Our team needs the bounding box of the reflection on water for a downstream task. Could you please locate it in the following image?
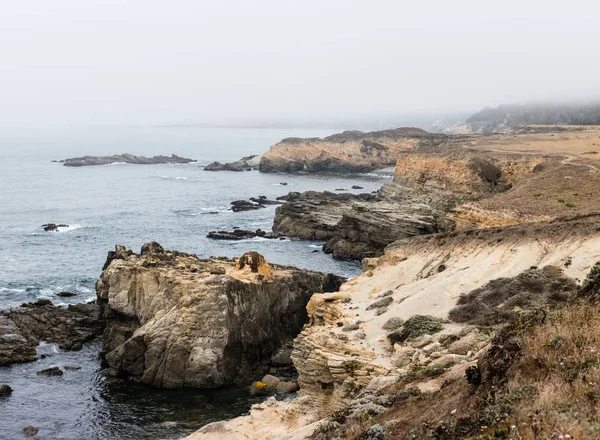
[0,341,264,440]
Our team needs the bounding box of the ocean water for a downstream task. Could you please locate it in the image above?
[0,125,390,439]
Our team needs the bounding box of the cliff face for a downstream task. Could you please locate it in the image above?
[96,243,343,388]
[291,215,600,410]
[189,216,600,440]
[259,128,449,173]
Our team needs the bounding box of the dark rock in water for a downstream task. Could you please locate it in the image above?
[20,299,53,308]
[280,182,288,186]
[0,384,13,397]
[61,153,196,167]
[55,291,77,297]
[0,303,102,366]
[230,200,265,212]
[249,196,283,206]
[42,223,69,232]
[63,365,81,370]
[311,250,319,253]
[23,426,38,437]
[203,155,261,172]
[207,229,278,240]
[36,366,63,376]
[230,196,282,212]
[335,188,347,191]
[352,185,364,189]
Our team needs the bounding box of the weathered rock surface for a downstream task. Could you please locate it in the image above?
[97,243,344,388]
[273,183,455,260]
[204,155,261,171]
[61,154,196,167]
[259,127,449,173]
[0,301,102,365]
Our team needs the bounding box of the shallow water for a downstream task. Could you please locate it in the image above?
[0,125,391,439]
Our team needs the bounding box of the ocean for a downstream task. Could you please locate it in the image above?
[0,125,390,439]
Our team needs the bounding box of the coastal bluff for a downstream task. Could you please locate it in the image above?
[259,127,448,173]
[96,242,344,388]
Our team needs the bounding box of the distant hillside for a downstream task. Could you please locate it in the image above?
[465,102,600,133]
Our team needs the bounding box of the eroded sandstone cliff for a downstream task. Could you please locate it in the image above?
[96,243,344,388]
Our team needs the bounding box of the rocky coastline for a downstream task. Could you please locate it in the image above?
[204,155,261,171]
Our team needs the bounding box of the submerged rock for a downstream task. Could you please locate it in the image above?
[36,366,63,376]
[61,153,196,167]
[97,243,345,388]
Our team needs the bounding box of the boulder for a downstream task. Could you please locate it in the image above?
[42,223,68,232]
[23,426,38,437]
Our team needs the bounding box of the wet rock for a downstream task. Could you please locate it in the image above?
[352,185,364,189]
[23,426,38,437]
[0,302,102,365]
[42,223,69,232]
[55,291,77,298]
[0,384,13,397]
[207,229,278,240]
[36,366,63,376]
[230,200,265,212]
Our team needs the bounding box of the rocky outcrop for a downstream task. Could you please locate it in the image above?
[42,223,69,232]
[273,184,455,260]
[259,128,449,173]
[204,155,261,171]
[0,301,102,365]
[61,154,196,166]
[96,243,344,388]
[207,229,279,240]
[230,196,283,212]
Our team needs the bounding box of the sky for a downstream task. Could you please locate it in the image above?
[1,0,599,126]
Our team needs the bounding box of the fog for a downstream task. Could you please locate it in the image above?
[1,0,599,127]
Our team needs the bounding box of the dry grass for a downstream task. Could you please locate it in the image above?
[505,302,600,439]
[311,300,600,440]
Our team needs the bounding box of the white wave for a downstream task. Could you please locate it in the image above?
[108,162,127,165]
[175,177,188,180]
[0,287,25,292]
[83,295,96,303]
[308,244,322,248]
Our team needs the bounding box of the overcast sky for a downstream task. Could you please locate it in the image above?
[1,0,599,126]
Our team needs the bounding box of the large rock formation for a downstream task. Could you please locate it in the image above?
[0,301,102,365]
[96,243,344,388]
[61,154,196,166]
[259,128,449,173]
